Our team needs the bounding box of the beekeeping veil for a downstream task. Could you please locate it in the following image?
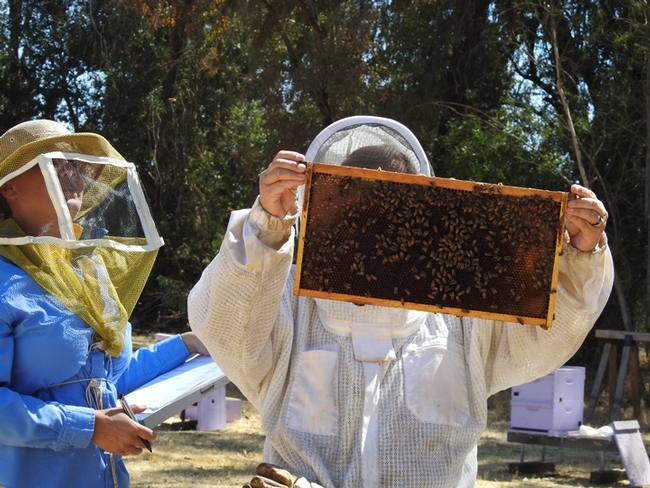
[298,115,432,223]
[305,115,431,174]
[0,120,163,356]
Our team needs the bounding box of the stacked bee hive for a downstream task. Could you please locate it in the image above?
[294,163,569,328]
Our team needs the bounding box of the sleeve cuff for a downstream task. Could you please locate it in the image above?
[152,334,192,368]
[249,196,299,250]
[58,404,96,450]
[562,230,609,258]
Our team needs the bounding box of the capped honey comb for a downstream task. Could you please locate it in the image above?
[294,163,569,328]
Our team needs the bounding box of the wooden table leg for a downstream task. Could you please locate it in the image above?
[608,343,617,416]
[629,343,640,419]
[586,340,613,423]
[611,335,633,423]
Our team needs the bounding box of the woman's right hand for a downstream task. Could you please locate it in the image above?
[91,405,156,456]
[259,151,306,219]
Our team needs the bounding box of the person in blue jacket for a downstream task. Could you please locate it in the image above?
[0,120,208,488]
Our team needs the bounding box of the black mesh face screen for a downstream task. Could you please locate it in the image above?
[295,164,568,328]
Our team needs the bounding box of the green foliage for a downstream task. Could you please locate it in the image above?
[156,275,188,313]
[437,110,571,191]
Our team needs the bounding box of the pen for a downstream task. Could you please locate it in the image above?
[118,393,152,453]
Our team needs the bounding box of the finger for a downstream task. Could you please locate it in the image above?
[263,152,306,176]
[567,189,607,223]
[132,422,157,442]
[570,184,597,199]
[566,207,603,225]
[566,214,606,236]
[273,150,306,164]
[261,171,306,191]
[261,162,307,187]
[256,463,297,484]
[129,404,148,414]
[267,151,306,169]
[568,194,605,212]
[125,444,144,456]
[119,410,157,444]
[249,476,286,488]
[566,201,608,227]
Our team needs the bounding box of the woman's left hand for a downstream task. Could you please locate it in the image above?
[180,332,211,356]
[565,184,608,252]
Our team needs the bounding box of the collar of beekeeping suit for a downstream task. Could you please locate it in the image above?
[0,120,163,356]
[313,297,428,340]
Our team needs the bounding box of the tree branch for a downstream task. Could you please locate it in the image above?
[548,7,589,187]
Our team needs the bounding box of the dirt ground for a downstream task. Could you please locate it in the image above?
[125,334,648,487]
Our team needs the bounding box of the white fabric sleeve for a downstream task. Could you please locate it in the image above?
[187,197,299,405]
[476,232,614,396]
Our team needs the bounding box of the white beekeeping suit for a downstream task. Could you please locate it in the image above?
[189,115,613,487]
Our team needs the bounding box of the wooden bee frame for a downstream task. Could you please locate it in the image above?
[294,163,569,328]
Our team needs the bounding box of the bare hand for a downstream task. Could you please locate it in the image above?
[259,151,306,219]
[180,331,210,356]
[565,184,608,252]
[92,405,156,456]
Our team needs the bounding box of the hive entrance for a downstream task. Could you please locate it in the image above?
[294,163,569,328]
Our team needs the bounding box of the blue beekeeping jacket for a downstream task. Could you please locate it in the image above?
[0,256,191,488]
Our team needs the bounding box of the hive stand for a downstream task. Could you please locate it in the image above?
[507,430,620,481]
[585,330,648,424]
[508,425,650,486]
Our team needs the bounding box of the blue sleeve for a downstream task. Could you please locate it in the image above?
[0,321,95,450]
[115,334,191,394]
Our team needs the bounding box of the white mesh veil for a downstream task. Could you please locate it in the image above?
[304,115,432,175]
[298,115,432,228]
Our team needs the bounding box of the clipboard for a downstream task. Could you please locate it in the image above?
[124,355,229,428]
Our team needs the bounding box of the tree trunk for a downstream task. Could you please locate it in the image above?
[646,52,650,332]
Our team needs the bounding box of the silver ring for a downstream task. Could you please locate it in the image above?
[590,214,606,227]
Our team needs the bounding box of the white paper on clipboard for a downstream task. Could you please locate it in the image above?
[124,355,229,428]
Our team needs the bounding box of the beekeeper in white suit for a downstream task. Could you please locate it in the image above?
[188,116,613,488]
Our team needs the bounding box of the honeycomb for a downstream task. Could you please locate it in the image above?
[294,163,569,328]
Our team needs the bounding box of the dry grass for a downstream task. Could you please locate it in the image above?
[125,396,263,487]
[125,333,648,487]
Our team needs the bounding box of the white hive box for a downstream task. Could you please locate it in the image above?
[510,399,584,435]
[510,366,585,435]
